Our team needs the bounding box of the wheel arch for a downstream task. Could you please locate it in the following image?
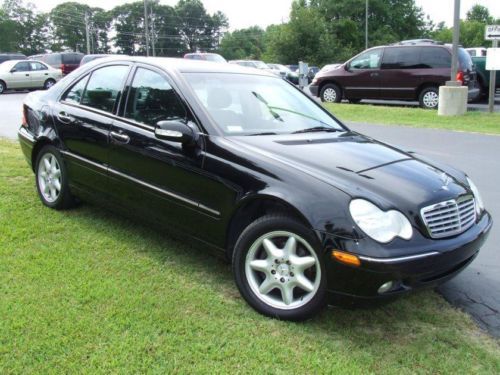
[0,79,6,90]
[225,194,313,261]
[319,80,343,97]
[31,137,59,172]
[416,82,439,100]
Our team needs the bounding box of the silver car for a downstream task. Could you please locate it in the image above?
[0,60,62,94]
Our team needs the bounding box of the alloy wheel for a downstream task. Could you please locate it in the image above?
[244,231,321,310]
[423,91,439,108]
[323,88,337,102]
[37,153,62,203]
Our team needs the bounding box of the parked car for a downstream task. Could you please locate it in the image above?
[286,64,299,72]
[32,52,84,75]
[0,53,27,64]
[310,42,479,109]
[229,60,274,74]
[80,54,109,66]
[471,55,500,100]
[267,63,299,84]
[18,56,491,320]
[466,48,487,57]
[307,66,320,83]
[184,52,227,63]
[0,60,62,94]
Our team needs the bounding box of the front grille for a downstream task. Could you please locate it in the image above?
[421,196,476,239]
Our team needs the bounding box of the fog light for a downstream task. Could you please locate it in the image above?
[378,281,394,294]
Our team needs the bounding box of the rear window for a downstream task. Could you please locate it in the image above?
[381,47,421,69]
[62,53,83,64]
[420,47,451,69]
[458,48,473,71]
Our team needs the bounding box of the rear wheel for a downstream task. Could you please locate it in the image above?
[35,145,75,209]
[320,83,342,103]
[0,80,5,94]
[44,79,56,90]
[233,215,326,320]
[419,87,439,109]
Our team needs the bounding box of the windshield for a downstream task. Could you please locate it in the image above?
[205,54,226,63]
[184,73,344,136]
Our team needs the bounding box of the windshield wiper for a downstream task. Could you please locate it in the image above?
[292,126,340,134]
[247,132,278,136]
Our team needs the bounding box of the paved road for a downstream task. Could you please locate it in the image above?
[1,92,499,336]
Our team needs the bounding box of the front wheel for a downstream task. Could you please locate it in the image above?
[419,87,439,109]
[320,83,342,103]
[35,145,75,209]
[0,80,5,94]
[232,215,326,320]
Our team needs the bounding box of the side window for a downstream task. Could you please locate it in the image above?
[381,47,421,69]
[62,74,90,104]
[350,49,382,69]
[124,67,186,127]
[468,50,476,57]
[81,65,129,113]
[30,62,48,71]
[14,61,31,72]
[420,47,451,69]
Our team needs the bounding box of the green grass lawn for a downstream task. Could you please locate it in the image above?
[324,103,500,135]
[1,139,499,373]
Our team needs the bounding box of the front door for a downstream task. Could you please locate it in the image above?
[342,48,383,99]
[53,64,131,195]
[9,61,33,89]
[108,65,215,236]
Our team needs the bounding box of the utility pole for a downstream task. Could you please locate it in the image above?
[365,0,368,50]
[150,1,156,57]
[450,0,460,82]
[144,0,150,56]
[488,39,498,113]
[85,12,90,55]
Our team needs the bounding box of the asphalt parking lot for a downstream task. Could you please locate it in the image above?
[1,91,499,337]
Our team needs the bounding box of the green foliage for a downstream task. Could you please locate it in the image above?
[219,26,265,60]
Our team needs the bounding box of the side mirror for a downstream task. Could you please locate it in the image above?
[344,63,350,71]
[10,68,16,73]
[155,120,195,144]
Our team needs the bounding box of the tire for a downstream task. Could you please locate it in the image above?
[35,145,75,210]
[320,83,342,103]
[232,215,327,320]
[44,79,56,90]
[0,80,5,94]
[419,87,439,109]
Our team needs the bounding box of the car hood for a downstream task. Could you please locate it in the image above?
[229,131,469,211]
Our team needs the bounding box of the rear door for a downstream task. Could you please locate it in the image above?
[53,64,131,196]
[108,64,213,235]
[28,61,50,88]
[378,46,422,100]
[343,48,383,99]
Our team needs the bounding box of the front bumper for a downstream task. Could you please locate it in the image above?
[309,84,319,97]
[321,211,492,307]
[18,127,35,168]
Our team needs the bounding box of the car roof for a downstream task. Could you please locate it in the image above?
[90,56,277,77]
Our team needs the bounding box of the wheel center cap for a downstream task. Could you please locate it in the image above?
[277,264,289,276]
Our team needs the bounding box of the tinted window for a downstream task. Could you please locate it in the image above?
[62,53,83,64]
[124,68,186,126]
[458,48,473,71]
[381,47,421,69]
[350,49,382,69]
[81,65,129,113]
[62,74,90,104]
[29,62,47,71]
[420,47,451,68]
[14,61,31,72]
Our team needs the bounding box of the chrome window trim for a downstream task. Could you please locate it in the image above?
[60,150,219,217]
[359,251,440,264]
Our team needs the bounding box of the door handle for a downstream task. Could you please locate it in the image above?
[25,74,29,76]
[44,73,48,75]
[370,72,379,77]
[110,131,130,143]
[57,111,75,124]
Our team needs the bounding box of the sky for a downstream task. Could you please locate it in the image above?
[36,0,500,30]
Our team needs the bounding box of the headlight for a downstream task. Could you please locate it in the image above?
[349,199,413,243]
[466,177,484,214]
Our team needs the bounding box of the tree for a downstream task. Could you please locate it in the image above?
[219,26,265,60]
[466,4,493,24]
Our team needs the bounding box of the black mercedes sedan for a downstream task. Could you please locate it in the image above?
[18,56,492,320]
